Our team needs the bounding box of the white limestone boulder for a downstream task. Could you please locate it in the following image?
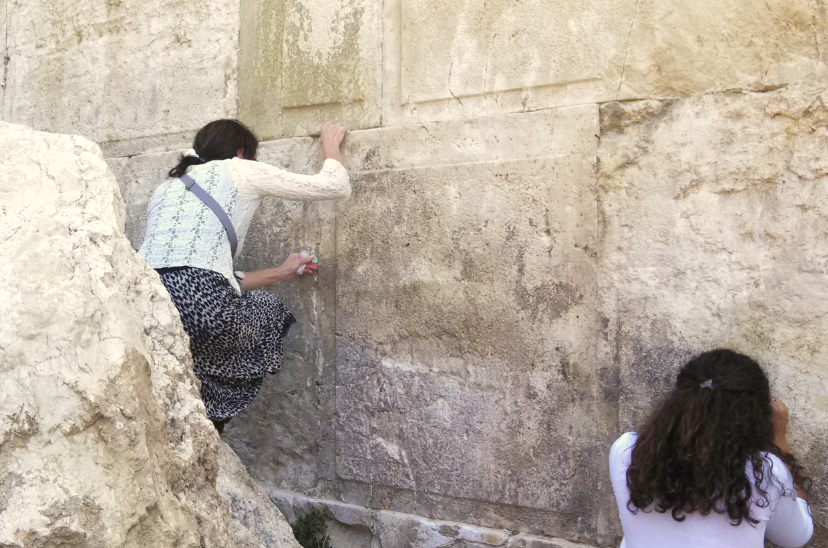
[0,121,295,548]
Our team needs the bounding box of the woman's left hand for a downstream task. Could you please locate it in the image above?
[238,254,318,290]
[276,253,317,282]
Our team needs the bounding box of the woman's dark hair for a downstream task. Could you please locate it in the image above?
[169,119,259,178]
[626,349,810,525]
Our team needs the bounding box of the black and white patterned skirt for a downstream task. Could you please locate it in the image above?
[157,267,295,421]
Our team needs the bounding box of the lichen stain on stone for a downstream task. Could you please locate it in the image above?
[599,100,667,135]
[238,0,287,124]
[281,0,366,108]
[512,247,583,322]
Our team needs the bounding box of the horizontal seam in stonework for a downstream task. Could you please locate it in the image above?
[100,131,197,159]
[282,98,366,110]
[521,87,796,113]
[99,129,194,145]
[103,152,577,173]
[326,480,580,518]
[100,84,802,162]
[403,76,604,106]
[348,154,575,176]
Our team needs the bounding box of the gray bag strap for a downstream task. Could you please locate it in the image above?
[180,173,238,259]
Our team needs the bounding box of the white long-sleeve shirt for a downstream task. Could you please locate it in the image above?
[610,432,813,548]
[138,157,350,294]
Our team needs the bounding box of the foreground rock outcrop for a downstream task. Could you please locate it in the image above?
[218,442,302,548]
[0,121,297,548]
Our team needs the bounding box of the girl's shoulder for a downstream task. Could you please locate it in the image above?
[612,432,639,451]
[609,432,639,468]
[753,452,796,490]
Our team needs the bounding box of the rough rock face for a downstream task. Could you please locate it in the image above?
[0,121,294,548]
[218,442,302,548]
[271,491,598,548]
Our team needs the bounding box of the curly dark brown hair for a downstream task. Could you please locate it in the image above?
[626,349,810,525]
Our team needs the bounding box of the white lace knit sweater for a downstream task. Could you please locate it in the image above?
[138,157,350,294]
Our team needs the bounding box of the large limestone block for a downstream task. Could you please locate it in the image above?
[386,0,635,124]
[618,0,828,98]
[597,85,828,534]
[334,106,614,544]
[239,0,383,140]
[382,0,827,126]
[2,0,239,157]
[0,121,236,547]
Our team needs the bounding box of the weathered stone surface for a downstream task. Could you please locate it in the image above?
[0,121,235,546]
[334,106,609,543]
[114,108,615,544]
[505,533,592,548]
[5,0,823,146]
[111,91,828,547]
[0,121,303,548]
[0,0,6,110]
[218,442,302,548]
[389,0,632,118]
[382,0,827,127]
[597,84,828,536]
[2,0,239,157]
[239,0,382,140]
[618,0,827,99]
[270,491,599,548]
[229,520,270,548]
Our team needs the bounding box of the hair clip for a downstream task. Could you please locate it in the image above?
[183,148,200,159]
[700,379,713,389]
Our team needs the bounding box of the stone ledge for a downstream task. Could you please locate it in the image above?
[269,490,598,548]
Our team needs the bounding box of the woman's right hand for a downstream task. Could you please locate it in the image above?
[320,122,347,163]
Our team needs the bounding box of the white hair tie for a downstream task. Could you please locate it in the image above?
[184,148,200,159]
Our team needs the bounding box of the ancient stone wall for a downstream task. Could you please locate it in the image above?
[3,0,826,546]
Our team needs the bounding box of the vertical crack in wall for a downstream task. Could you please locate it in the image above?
[447,55,464,106]
[811,0,824,64]
[226,0,242,120]
[2,0,10,116]
[446,20,464,107]
[615,0,641,100]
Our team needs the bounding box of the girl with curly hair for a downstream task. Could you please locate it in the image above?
[610,349,813,548]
